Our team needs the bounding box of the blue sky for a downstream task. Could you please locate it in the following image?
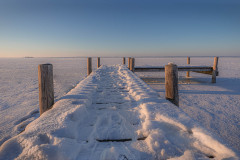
[0,0,240,57]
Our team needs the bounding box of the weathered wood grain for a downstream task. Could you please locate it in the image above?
[123,57,126,65]
[212,57,219,83]
[128,57,131,69]
[187,57,190,77]
[97,57,100,68]
[130,58,135,72]
[134,66,212,72]
[165,63,179,106]
[87,57,92,76]
[38,64,54,115]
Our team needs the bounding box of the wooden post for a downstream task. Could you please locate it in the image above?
[97,57,100,68]
[128,57,131,69]
[87,57,92,76]
[38,64,54,115]
[130,58,135,72]
[186,57,190,77]
[165,63,179,106]
[212,57,219,83]
[123,57,126,65]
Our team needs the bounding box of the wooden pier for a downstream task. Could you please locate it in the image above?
[38,57,219,114]
[134,57,219,83]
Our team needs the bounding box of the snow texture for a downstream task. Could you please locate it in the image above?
[138,57,240,154]
[0,65,238,160]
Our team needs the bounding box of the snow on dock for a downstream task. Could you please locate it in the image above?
[0,65,237,160]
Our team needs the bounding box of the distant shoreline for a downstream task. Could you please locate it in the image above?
[0,56,240,59]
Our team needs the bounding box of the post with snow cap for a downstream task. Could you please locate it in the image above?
[165,63,179,106]
[186,57,190,77]
[87,57,92,76]
[212,57,219,83]
[97,57,101,68]
[38,64,54,115]
[128,57,131,69]
[123,57,126,65]
[130,58,135,72]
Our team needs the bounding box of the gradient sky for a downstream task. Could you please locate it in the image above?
[0,0,240,57]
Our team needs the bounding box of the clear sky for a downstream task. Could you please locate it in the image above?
[0,0,240,57]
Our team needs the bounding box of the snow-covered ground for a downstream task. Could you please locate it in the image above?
[0,57,239,159]
[0,65,238,159]
[0,58,86,146]
[135,57,240,154]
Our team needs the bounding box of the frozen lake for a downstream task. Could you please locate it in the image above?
[0,57,240,155]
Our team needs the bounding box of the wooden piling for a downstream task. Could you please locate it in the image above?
[87,57,92,76]
[128,57,131,69]
[186,57,190,77]
[130,58,135,72]
[132,58,135,72]
[38,64,54,115]
[97,57,100,68]
[212,57,219,83]
[123,57,126,65]
[165,63,179,106]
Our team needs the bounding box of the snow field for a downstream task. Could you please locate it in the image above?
[0,58,88,146]
[140,57,240,153]
[0,65,237,160]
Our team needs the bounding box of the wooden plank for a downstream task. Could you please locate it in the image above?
[178,67,212,72]
[134,68,165,72]
[38,64,54,115]
[134,66,212,72]
[194,71,213,75]
[96,139,132,142]
[165,63,179,106]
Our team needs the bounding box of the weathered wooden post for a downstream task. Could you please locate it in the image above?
[128,57,131,69]
[38,64,54,115]
[87,57,92,76]
[212,57,219,83]
[123,57,126,65]
[132,58,135,72]
[97,57,100,68]
[130,58,135,72]
[165,63,179,106]
[186,57,190,77]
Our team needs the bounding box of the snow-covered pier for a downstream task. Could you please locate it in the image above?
[0,65,237,159]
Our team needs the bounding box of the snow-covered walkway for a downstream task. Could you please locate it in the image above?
[0,65,237,160]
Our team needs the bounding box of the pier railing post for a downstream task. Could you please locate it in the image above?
[186,57,190,77]
[38,64,54,115]
[97,57,100,68]
[130,58,135,72]
[165,63,179,106]
[128,57,131,69]
[212,57,219,83]
[87,57,92,76]
[123,57,126,65]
